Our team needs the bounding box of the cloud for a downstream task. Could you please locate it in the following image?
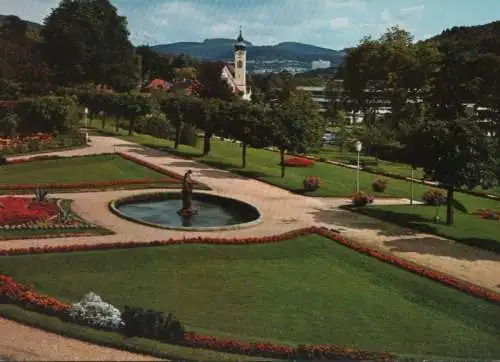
[380,9,392,23]
[330,17,350,29]
[399,4,425,16]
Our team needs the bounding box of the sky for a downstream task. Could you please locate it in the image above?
[1,0,499,49]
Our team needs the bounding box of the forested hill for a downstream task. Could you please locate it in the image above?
[425,20,500,55]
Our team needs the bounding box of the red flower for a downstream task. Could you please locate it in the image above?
[0,197,59,225]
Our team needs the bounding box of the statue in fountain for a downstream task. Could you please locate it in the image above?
[177,169,197,217]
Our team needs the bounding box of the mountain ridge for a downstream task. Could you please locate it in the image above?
[152,38,345,64]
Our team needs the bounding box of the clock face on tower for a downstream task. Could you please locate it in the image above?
[237,60,243,68]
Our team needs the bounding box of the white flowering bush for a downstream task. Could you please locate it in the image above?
[69,292,124,330]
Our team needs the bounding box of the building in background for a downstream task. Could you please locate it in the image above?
[311,60,331,70]
[220,28,252,101]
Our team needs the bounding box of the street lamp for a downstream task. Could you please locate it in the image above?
[355,140,362,192]
[84,107,89,144]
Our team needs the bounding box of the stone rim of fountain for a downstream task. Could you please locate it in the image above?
[108,191,263,232]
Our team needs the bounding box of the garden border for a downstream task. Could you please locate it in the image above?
[1,227,499,360]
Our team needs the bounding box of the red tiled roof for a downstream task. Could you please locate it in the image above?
[147,79,173,90]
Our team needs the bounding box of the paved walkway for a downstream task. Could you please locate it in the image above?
[1,135,500,360]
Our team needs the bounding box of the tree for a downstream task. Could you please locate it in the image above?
[268,90,324,177]
[404,115,496,225]
[41,0,137,89]
[195,61,235,154]
[158,94,189,149]
[223,101,273,168]
[122,93,153,135]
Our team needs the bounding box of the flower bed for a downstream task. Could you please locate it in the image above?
[283,156,314,168]
[0,274,70,316]
[472,209,500,221]
[0,196,59,225]
[1,227,499,360]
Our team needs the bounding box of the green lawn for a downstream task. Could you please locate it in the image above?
[0,154,175,185]
[313,145,427,180]
[2,235,499,359]
[90,126,497,210]
[355,204,500,252]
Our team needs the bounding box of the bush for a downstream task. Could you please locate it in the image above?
[284,156,315,167]
[69,292,124,330]
[0,112,20,137]
[422,188,446,206]
[14,96,78,134]
[134,112,175,139]
[352,191,374,207]
[303,176,320,191]
[180,123,198,146]
[372,179,388,192]
[122,306,185,343]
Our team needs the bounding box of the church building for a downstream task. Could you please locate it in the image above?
[220,28,252,101]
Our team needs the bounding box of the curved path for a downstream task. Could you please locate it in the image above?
[1,135,499,360]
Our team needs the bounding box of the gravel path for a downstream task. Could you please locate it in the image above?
[0,318,162,361]
[1,135,499,361]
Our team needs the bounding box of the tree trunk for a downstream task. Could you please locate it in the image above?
[128,119,133,136]
[445,186,454,225]
[241,143,247,168]
[280,148,286,178]
[115,117,119,132]
[174,122,182,149]
[203,131,212,155]
[101,113,106,129]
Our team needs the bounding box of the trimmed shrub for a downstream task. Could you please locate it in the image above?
[372,178,388,192]
[303,176,320,191]
[352,191,374,207]
[122,306,185,342]
[180,123,198,146]
[69,292,124,330]
[422,188,446,206]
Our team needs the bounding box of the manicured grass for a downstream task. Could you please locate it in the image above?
[2,235,499,359]
[0,154,175,185]
[353,204,500,252]
[313,145,426,180]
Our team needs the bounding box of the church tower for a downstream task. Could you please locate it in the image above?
[234,27,247,95]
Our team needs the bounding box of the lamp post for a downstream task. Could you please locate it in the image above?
[355,140,362,192]
[84,107,89,144]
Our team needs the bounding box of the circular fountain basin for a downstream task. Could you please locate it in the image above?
[110,192,262,231]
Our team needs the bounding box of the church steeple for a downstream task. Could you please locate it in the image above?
[234,26,246,51]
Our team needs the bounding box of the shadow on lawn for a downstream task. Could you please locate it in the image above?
[383,236,500,262]
[353,207,500,255]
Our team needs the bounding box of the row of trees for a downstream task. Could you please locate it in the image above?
[326,26,499,225]
[78,88,324,177]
